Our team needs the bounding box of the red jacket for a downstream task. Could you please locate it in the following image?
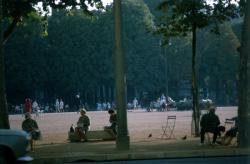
[24,101,32,113]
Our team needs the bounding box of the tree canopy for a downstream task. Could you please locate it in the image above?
[4,0,240,109]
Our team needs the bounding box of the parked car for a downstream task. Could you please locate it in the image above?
[0,129,33,164]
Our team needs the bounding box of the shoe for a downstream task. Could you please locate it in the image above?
[199,143,205,146]
[211,142,219,146]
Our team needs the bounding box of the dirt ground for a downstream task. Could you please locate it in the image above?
[9,107,237,145]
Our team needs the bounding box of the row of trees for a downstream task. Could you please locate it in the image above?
[4,0,240,108]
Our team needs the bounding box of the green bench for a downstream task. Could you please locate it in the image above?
[68,129,116,142]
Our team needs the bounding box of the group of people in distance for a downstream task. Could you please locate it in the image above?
[200,104,238,146]
[72,108,117,142]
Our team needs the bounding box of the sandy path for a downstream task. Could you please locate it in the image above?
[9,107,237,145]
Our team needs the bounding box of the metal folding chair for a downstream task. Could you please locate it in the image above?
[161,115,176,139]
[224,118,235,130]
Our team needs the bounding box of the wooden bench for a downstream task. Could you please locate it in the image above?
[68,129,116,142]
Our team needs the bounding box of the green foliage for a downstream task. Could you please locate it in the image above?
[155,0,240,38]
[4,0,241,106]
[2,0,104,44]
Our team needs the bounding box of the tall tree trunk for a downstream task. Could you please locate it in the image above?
[3,14,21,45]
[191,22,200,137]
[238,0,250,148]
[0,0,10,129]
[113,0,130,150]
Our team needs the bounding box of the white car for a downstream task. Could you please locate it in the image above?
[0,129,33,164]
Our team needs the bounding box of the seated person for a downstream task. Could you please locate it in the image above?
[75,108,90,141]
[218,117,238,146]
[200,105,221,145]
[105,109,117,135]
[22,112,41,152]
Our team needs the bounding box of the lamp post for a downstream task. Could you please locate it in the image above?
[113,0,130,150]
[160,40,171,98]
[164,47,168,98]
[165,41,172,98]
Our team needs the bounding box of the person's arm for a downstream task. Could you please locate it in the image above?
[22,121,26,131]
[33,120,39,129]
[200,115,204,127]
[77,117,81,124]
[22,121,32,132]
[86,116,90,126]
[216,115,220,126]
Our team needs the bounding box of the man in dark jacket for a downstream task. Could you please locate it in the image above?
[200,105,220,145]
[105,109,117,135]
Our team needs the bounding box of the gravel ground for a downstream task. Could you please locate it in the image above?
[9,107,237,145]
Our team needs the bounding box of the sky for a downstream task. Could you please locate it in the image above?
[102,0,113,6]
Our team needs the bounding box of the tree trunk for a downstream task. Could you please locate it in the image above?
[191,22,200,137]
[238,0,250,148]
[113,0,130,150]
[3,14,21,45]
[0,0,10,129]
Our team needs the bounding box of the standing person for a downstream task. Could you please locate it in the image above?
[55,98,60,112]
[59,98,64,112]
[75,94,81,111]
[133,97,138,110]
[24,98,32,113]
[22,113,40,152]
[105,109,117,135]
[75,108,90,141]
[107,102,111,110]
[32,100,39,117]
[200,105,221,145]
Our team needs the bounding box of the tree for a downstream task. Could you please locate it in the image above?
[2,0,103,44]
[238,0,250,148]
[156,0,239,136]
[0,0,10,129]
[0,0,103,128]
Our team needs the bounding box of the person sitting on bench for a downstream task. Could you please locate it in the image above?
[200,105,221,145]
[105,109,117,135]
[75,108,90,141]
[218,117,238,146]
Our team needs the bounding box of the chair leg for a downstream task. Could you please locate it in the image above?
[161,127,168,138]
[168,128,175,139]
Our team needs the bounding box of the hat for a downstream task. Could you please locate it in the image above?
[25,112,31,119]
[208,104,216,112]
[80,108,86,114]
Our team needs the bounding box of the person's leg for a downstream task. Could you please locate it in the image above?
[212,130,219,144]
[222,136,233,145]
[111,123,117,135]
[30,139,34,152]
[200,128,205,143]
[82,128,88,141]
[75,127,83,141]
